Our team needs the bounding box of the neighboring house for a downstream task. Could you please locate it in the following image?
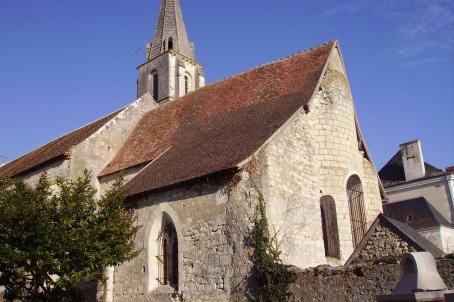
[0,1,388,301]
[379,140,454,253]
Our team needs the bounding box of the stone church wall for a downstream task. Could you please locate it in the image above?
[257,48,383,269]
[110,166,262,302]
[21,157,71,188]
[71,94,157,195]
[112,175,238,302]
[311,49,383,262]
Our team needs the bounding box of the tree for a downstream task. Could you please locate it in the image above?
[0,171,139,301]
[251,194,296,302]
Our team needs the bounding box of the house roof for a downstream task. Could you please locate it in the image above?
[0,110,121,178]
[378,150,445,187]
[383,197,452,229]
[346,214,444,265]
[100,41,336,197]
[382,215,444,257]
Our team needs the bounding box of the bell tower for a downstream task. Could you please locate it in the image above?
[137,0,205,103]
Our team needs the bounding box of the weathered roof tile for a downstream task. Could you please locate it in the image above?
[102,41,336,196]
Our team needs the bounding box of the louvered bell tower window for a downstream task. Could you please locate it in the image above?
[152,73,159,101]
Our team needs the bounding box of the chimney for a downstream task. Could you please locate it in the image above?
[400,140,426,182]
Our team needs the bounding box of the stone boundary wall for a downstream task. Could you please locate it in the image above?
[290,254,454,302]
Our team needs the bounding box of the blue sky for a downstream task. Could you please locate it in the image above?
[0,0,453,170]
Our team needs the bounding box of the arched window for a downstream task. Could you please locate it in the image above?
[347,175,367,248]
[168,37,173,50]
[320,196,340,258]
[152,72,159,101]
[184,74,192,95]
[157,217,178,289]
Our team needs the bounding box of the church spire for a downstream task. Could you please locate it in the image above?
[137,0,204,103]
[149,0,194,60]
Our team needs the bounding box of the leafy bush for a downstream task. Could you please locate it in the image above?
[0,171,138,301]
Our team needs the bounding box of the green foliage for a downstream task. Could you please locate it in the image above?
[251,194,296,302]
[0,171,139,301]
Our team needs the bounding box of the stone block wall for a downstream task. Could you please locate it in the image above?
[312,50,383,261]
[258,47,383,269]
[72,94,157,194]
[111,171,259,302]
[21,158,70,188]
[112,179,229,301]
[290,255,454,302]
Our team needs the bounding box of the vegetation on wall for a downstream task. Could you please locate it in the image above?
[0,171,138,301]
[251,193,296,302]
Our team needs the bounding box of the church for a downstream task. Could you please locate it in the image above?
[0,0,387,301]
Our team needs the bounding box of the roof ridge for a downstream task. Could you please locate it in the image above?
[141,40,337,115]
[424,200,452,226]
[382,215,444,257]
[206,39,337,88]
[184,40,337,97]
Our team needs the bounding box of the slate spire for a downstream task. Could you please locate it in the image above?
[149,0,194,60]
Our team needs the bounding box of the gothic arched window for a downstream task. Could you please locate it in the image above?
[168,37,174,50]
[157,218,178,289]
[320,196,340,258]
[347,175,367,248]
[152,72,159,101]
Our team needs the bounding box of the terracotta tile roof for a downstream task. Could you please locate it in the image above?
[0,110,121,178]
[101,41,336,197]
[379,151,445,187]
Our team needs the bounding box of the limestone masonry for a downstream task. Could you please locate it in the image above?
[0,1,392,301]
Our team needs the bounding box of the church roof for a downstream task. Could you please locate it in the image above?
[0,111,121,178]
[378,150,445,187]
[101,41,336,197]
[150,0,193,59]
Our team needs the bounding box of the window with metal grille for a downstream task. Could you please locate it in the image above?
[347,175,367,248]
[152,73,159,101]
[320,196,340,258]
[156,222,178,289]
